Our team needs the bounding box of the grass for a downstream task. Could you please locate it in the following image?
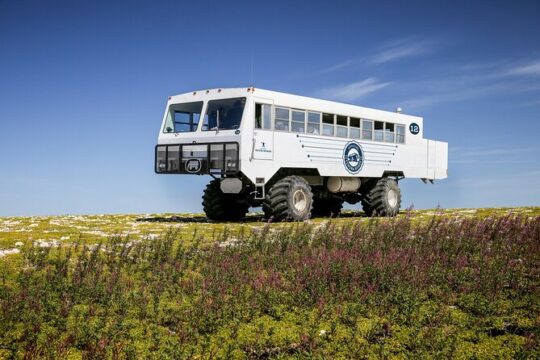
[0,207,539,359]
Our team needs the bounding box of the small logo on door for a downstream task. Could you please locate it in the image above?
[185,159,202,173]
[255,141,272,153]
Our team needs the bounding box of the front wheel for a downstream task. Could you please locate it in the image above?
[202,179,249,221]
[263,176,313,221]
[361,178,401,217]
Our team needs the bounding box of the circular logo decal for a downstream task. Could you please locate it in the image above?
[185,159,202,173]
[409,123,420,135]
[343,141,364,174]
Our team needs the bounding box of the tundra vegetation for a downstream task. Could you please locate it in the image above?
[0,207,539,359]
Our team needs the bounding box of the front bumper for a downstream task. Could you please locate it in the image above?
[155,142,239,175]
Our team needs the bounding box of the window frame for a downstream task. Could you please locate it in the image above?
[336,115,348,138]
[384,122,396,143]
[291,109,306,134]
[307,111,321,135]
[362,119,373,140]
[255,103,272,130]
[274,106,290,132]
[396,124,406,144]
[322,113,335,136]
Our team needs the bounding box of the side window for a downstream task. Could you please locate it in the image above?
[350,117,360,138]
[362,120,373,140]
[262,104,271,129]
[307,112,321,134]
[385,123,395,142]
[255,103,262,129]
[336,115,348,137]
[396,124,405,143]
[291,110,305,133]
[322,113,334,136]
[163,101,204,133]
[275,107,290,131]
[255,103,272,129]
[374,121,384,141]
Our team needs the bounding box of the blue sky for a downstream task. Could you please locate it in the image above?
[0,0,539,216]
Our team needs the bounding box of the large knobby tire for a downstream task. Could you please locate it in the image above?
[311,197,343,218]
[263,176,313,221]
[202,179,249,221]
[361,178,401,217]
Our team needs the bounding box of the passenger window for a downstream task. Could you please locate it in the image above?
[374,121,384,141]
[385,123,395,142]
[336,115,348,137]
[362,120,373,140]
[307,112,321,134]
[255,103,272,129]
[255,104,262,129]
[396,124,405,143]
[322,113,334,136]
[291,110,305,133]
[275,107,290,131]
[262,105,271,129]
[350,117,360,138]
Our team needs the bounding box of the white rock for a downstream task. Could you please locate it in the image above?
[0,248,20,257]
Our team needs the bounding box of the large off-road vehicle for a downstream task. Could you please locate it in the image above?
[155,87,448,221]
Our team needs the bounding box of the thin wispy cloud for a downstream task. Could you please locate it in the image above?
[454,170,540,187]
[321,59,361,73]
[458,147,537,157]
[456,58,540,79]
[506,59,540,76]
[321,36,437,73]
[399,82,503,109]
[315,78,390,102]
[369,37,435,65]
[449,146,539,164]
[396,59,540,110]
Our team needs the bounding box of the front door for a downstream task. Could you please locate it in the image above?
[252,97,274,160]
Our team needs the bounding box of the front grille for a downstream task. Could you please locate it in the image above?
[155,142,239,175]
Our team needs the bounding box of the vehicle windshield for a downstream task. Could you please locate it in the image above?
[202,97,246,131]
[163,101,204,133]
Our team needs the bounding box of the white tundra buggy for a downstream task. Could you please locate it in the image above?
[155,87,447,221]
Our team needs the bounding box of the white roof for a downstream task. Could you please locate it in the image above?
[170,87,422,124]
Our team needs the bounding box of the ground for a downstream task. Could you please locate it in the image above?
[0,207,539,359]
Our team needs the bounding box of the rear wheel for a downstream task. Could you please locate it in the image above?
[202,179,249,221]
[361,178,401,217]
[263,176,313,221]
[312,197,343,218]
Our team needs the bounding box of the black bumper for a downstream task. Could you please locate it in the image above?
[155,142,240,175]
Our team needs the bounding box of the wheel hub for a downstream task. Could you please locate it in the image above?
[292,189,307,212]
[387,189,398,208]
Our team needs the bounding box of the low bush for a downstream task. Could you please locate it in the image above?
[0,214,539,358]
